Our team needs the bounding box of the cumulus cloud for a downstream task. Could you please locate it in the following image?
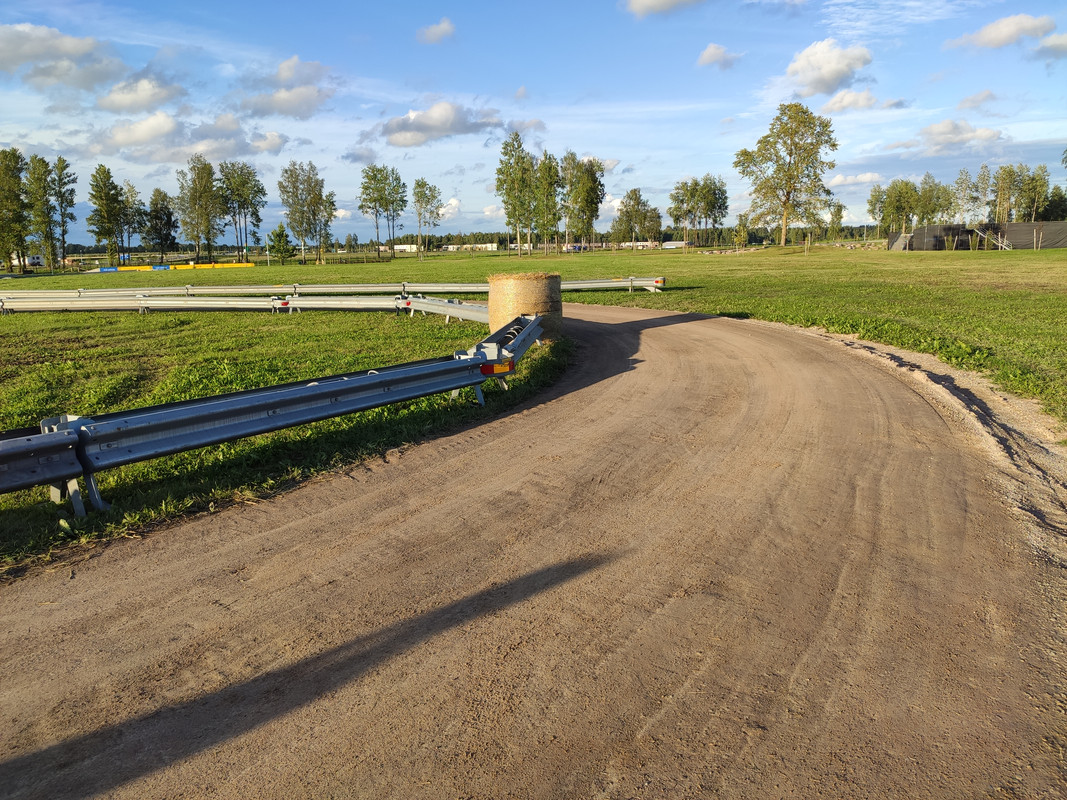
[828,172,884,187]
[251,131,289,154]
[821,87,877,112]
[381,101,501,146]
[947,14,1055,48]
[417,17,456,44]
[90,111,287,163]
[1034,32,1067,59]
[102,110,180,149]
[918,118,1002,154]
[786,39,871,97]
[333,208,353,221]
[483,204,506,220]
[441,197,461,221]
[600,158,621,173]
[241,85,333,119]
[240,55,334,119]
[97,76,186,112]
[627,0,706,16]
[0,23,125,91]
[697,43,741,68]
[273,55,329,87]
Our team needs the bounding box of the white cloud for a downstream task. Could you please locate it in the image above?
[697,43,740,68]
[482,204,505,220]
[786,39,871,97]
[947,14,1055,48]
[601,158,621,173]
[828,172,884,187]
[441,198,461,221]
[333,208,353,220]
[0,24,125,91]
[417,17,456,44]
[97,77,186,112]
[90,111,288,163]
[821,88,877,112]
[381,101,501,146]
[627,0,706,16]
[241,85,334,119]
[918,118,1002,154]
[239,55,333,119]
[957,89,996,110]
[251,131,289,154]
[103,111,180,149]
[1034,33,1067,59]
[273,55,329,87]
[515,85,527,100]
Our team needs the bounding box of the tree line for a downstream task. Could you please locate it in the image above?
[4,114,1064,271]
[867,161,1067,237]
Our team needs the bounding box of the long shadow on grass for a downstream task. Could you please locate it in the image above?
[0,552,616,799]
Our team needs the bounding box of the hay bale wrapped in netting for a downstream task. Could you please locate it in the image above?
[487,272,562,339]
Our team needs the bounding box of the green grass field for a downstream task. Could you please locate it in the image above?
[2,245,1065,568]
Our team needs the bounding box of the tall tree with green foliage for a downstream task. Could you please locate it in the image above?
[52,156,77,267]
[668,178,698,248]
[611,188,655,248]
[119,180,146,260]
[358,164,388,258]
[495,132,535,255]
[86,164,123,266]
[867,183,886,238]
[882,178,919,233]
[176,153,225,262]
[733,102,838,247]
[278,160,333,263]
[974,163,991,223]
[560,149,581,248]
[568,157,605,249]
[383,166,407,257]
[828,200,845,241]
[412,178,443,260]
[695,173,729,246]
[638,202,662,246]
[1017,164,1050,222]
[25,154,57,269]
[532,152,562,255]
[142,188,179,262]
[0,148,29,271]
[219,160,267,255]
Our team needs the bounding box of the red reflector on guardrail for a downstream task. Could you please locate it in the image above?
[481,361,515,375]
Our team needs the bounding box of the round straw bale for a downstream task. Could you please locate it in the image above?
[487,272,562,338]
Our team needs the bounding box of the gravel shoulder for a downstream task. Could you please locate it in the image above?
[1,303,1064,798]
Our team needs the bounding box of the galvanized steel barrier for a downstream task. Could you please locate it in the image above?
[0,315,542,516]
[0,276,665,308]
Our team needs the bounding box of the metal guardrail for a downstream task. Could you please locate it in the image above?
[1,316,542,516]
[0,276,665,303]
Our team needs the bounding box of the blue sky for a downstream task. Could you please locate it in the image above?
[2,0,1065,244]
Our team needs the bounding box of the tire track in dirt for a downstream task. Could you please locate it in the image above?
[0,304,1063,799]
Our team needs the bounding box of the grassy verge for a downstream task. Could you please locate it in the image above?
[0,305,571,571]
[3,245,1065,569]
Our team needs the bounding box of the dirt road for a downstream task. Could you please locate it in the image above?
[2,304,1064,798]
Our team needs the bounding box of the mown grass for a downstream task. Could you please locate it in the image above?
[2,245,1065,569]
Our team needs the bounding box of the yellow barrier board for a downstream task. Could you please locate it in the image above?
[111,263,254,272]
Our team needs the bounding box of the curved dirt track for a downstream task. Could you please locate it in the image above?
[1,304,1064,799]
